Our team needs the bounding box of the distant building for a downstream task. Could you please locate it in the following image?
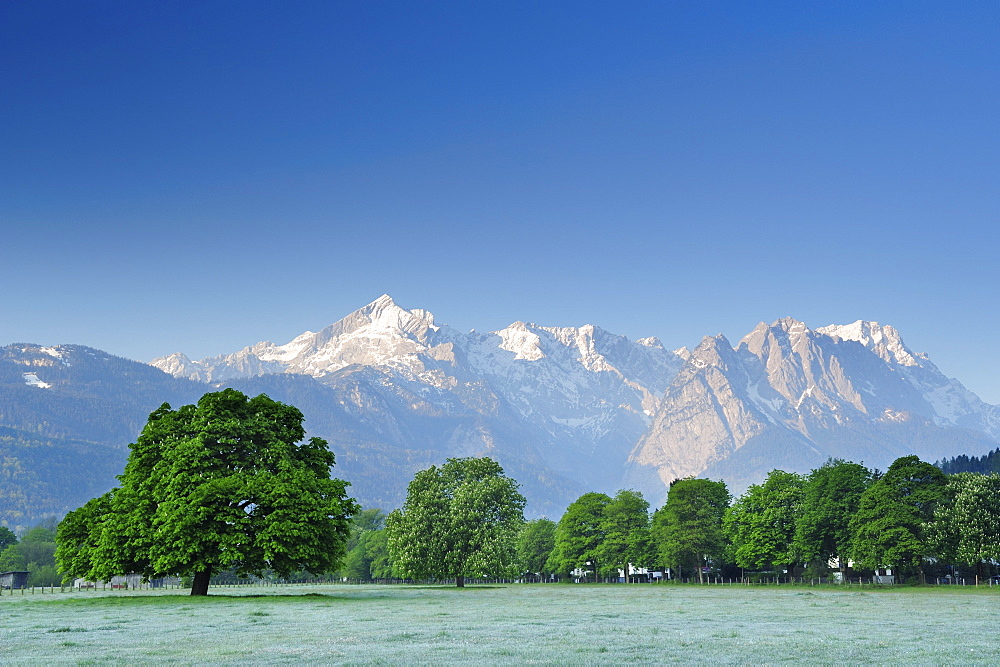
[1,571,29,589]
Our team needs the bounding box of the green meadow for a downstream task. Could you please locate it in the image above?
[2,584,999,663]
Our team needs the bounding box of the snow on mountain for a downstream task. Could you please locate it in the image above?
[816,320,1000,438]
[151,295,686,500]
[150,300,1000,508]
[152,295,441,382]
[23,372,51,388]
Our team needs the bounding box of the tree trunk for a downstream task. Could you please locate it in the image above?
[455,574,465,588]
[698,557,704,585]
[190,566,212,596]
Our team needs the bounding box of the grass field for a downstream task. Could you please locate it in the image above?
[2,583,999,663]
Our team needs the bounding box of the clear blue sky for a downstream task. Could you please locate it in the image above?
[3,2,999,400]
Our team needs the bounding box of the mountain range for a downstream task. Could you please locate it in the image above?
[2,295,997,527]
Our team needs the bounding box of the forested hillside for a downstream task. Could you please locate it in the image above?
[0,426,126,529]
[0,344,207,529]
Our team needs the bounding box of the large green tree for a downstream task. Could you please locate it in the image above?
[652,478,730,583]
[516,518,557,578]
[385,457,525,587]
[597,489,652,582]
[926,472,1000,579]
[548,492,611,581]
[849,455,946,581]
[724,470,804,577]
[55,389,358,595]
[794,459,871,573]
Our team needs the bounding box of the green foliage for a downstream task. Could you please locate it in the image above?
[366,530,393,579]
[794,459,871,567]
[385,457,525,585]
[926,472,1000,569]
[28,563,61,586]
[0,520,59,584]
[516,518,557,575]
[724,470,804,572]
[548,492,611,577]
[55,389,359,594]
[0,344,210,529]
[652,478,730,581]
[342,509,392,580]
[344,529,391,579]
[596,489,652,579]
[0,544,22,571]
[849,455,946,573]
[0,525,17,550]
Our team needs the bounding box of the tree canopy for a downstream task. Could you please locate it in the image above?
[926,472,1000,576]
[385,457,525,587]
[0,521,61,586]
[596,489,652,581]
[652,477,730,583]
[849,455,946,577]
[342,508,392,580]
[0,525,17,550]
[516,518,557,576]
[794,459,871,569]
[724,470,804,573]
[55,389,358,595]
[548,492,612,581]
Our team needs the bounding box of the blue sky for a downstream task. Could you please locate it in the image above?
[3,2,999,400]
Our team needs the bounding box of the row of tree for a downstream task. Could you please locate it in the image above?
[342,455,1000,586]
[541,455,1000,583]
[726,456,1000,581]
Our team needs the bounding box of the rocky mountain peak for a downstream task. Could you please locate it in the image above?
[151,351,199,380]
[322,294,438,341]
[772,316,810,333]
[495,321,545,360]
[817,320,922,367]
[686,334,734,369]
[636,336,663,349]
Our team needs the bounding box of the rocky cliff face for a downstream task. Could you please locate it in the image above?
[624,318,1000,502]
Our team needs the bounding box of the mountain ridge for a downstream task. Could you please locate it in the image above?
[3,296,998,525]
[150,296,1000,505]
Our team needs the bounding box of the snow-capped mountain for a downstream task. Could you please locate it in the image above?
[152,295,686,510]
[624,317,1000,499]
[150,299,1000,508]
[155,296,444,382]
[4,298,1000,521]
